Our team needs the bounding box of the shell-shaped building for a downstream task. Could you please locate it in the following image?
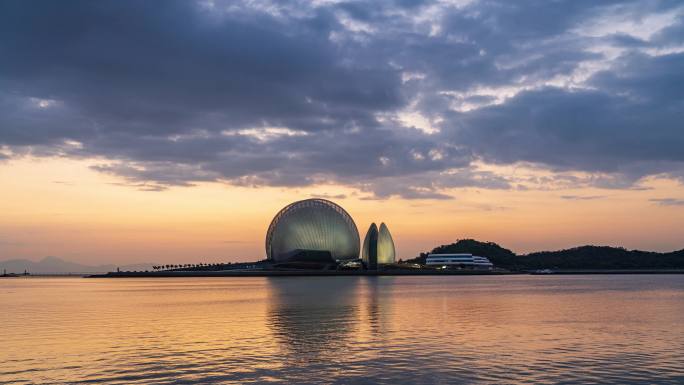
[377,223,396,264]
[266,199,360,262]
[362,222,396,267]
[362,223,379,268]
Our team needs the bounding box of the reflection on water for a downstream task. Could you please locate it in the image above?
[266,277,360,362]
[1,275,684,384]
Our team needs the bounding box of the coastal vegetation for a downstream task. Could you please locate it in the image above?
[405,239,684,270]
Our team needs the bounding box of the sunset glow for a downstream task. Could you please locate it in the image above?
[2,156,683,264]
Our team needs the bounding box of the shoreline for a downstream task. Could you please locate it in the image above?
[3,269,684,278]
[530,269,684,275]
[84,269,684,278]
[86,269,515,278]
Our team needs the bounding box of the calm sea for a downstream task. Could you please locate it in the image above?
[1,275,683,384]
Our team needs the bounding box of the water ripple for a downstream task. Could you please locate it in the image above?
[1,275,683,384]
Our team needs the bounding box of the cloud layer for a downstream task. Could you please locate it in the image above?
[1,0,683,198]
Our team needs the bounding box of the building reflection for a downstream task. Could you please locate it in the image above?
[360,276,394,338]
[266,277,362,362]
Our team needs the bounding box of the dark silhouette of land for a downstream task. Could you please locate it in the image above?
[87,269,515,278]
[91,240,684,277]
[405,239,684,270]
[5,240,684,278]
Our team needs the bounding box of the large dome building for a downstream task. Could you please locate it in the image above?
[265,199,360,262]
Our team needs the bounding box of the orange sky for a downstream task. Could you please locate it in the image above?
[1,157,683,265]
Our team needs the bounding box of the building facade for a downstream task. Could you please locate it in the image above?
[266,199,360,262]
[362,222,396,268]
[425,253,494,269]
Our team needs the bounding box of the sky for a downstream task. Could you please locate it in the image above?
[1,0,684,264]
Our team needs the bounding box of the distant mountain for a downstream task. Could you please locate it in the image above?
[520,246,684,270]
[405,239,684,270]
[0,256,155,274]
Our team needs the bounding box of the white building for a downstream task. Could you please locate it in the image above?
[425,253,493,270]
[472,255,494,269]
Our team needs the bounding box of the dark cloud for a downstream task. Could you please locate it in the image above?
[650,198,684,206]
[452,52,684,182]
[653,13,684,45]
[310,193,347,200]
[560,195,605,201]
[106,181,171,192]
[0,0,682,198]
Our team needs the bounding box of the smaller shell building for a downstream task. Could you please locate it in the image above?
[362,222,396,269]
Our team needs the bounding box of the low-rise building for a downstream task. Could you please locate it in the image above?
[425,253,494,270]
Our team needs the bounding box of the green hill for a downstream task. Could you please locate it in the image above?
[521,246,684,269]
[405,239,684,270]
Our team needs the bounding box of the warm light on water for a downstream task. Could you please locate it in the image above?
[1,275,683,384]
